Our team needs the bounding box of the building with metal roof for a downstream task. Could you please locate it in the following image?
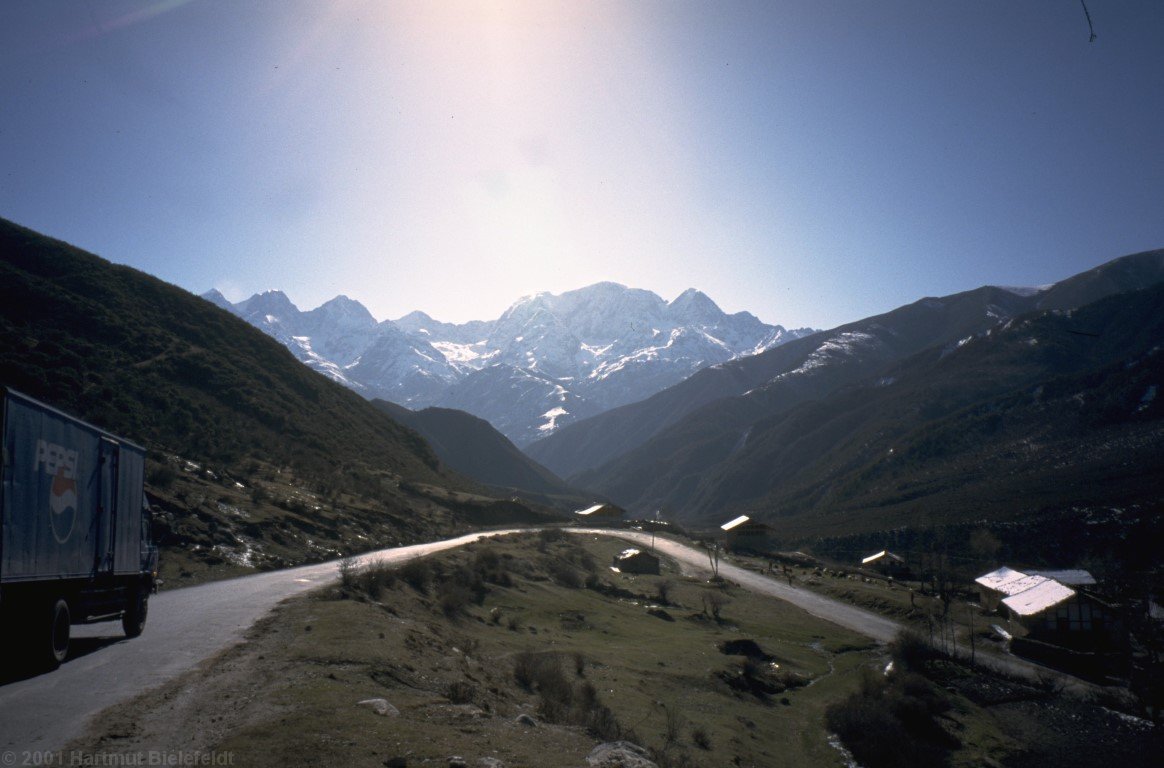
[573,503,625,522]
[1028,569,1097,587]
[975,566,1032,611]
[612,548,660,575]
[1002,579,1076,618]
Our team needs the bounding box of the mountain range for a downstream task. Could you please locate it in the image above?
[204,284,814,445]
[0,218,569,573]
[527,249,1164,534]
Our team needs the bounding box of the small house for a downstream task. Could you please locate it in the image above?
[720,515,776,553]
[1005,583,1123,651]
[573,503,625,524]
[612,548,660,575]
[860,550,908,577]
[975,566,1033,612]
[1028,569,1097,588]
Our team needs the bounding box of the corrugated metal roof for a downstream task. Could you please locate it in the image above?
[721,515,751,531]
[1028,569,1096,586]
[974,566,1029,594]
[862,550,904,564]
[1002,579,1076,617]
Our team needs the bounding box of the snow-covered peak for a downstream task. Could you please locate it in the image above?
[306,295,378,330]
[200,289,234,311]
[668,288,725,325]
[236,289,299,321]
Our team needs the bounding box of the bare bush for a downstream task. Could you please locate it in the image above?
[446,680,476,704]
[399,558,432,594]
[703,590,730,621]
[338,555,359,590]
[663,703,685,747]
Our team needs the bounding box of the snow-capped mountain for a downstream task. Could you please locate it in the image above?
[203,283,814,445]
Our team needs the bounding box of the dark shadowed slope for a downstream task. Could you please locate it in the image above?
[529,249,1164,511]
[373,400,584,501]
[681,282,1164,535]
[0,217,444,482]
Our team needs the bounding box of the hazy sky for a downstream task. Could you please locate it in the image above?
[2,1,1162,330]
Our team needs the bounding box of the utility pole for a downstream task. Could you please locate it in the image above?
[967,602,977,664]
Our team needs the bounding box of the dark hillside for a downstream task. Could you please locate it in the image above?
[687,283,1164,536]
[372,400,585,503]
[553,250,1164,516]
[0,218,440,479]
[0,218,539,579]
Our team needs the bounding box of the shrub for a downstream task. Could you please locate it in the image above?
[548,559,585,589]
[888,629,934,671]
[399,558,432,593]
[337,555,359,590]
[147,464,177,489]
[358,560,397,599]
[691,726,712,750]
[825,658,957,768]
[437,580,474,618]
[656,579,675,605]
[446,680,476,705]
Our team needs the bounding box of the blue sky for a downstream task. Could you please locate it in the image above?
[2,1,1162,330]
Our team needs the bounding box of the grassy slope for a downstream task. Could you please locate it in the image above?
[71,533,878,768]
[70,534,1162,767]
[0,218,559,581]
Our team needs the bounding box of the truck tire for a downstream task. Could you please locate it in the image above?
[48,598,71,669]
[122,590,148,638]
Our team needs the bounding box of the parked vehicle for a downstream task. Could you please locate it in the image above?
[1,388,157,668]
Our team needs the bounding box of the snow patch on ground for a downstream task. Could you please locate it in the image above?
[538,406,569,432]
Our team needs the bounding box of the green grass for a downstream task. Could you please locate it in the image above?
[209,533,878,767]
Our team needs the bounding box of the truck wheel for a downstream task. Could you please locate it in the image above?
[48,598,71,668]
[122,591,148,638]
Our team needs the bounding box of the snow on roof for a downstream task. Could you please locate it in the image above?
[974,566,1030,594]
[575,503,606,516]
[861,550,904,564]
[1002,580,1076,617]
[720,515,751,531]
[616,548,643,559]
[1028,569,1096,586]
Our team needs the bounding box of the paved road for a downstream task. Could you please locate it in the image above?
[0,528,1095,755]
[597,530,1099,692]
[0,530,519,755]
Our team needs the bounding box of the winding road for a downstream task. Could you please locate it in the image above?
[0,528,1086,756]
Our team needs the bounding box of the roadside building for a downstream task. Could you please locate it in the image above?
[573,503,625,524]
[1028,569,1097,588]
[720,515,776,553]
[975,566,1033,612]
[612,548,661,575]
[860,550,908,578]
[1004,581,1123,652]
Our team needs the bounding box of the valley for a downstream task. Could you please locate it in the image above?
[2,217,1162,766]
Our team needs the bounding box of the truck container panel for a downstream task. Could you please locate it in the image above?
[1,391,145,582]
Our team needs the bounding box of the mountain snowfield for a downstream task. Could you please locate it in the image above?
[203,282,814,445]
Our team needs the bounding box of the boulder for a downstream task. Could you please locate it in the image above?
[357,698,400,717]
[585,741,658,768]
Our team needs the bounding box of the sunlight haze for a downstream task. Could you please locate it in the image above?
[2,1,1162,328]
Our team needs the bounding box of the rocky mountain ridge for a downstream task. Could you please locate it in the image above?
[205,283,814,445]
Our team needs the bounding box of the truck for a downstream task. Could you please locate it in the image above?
[1,387,157,669]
